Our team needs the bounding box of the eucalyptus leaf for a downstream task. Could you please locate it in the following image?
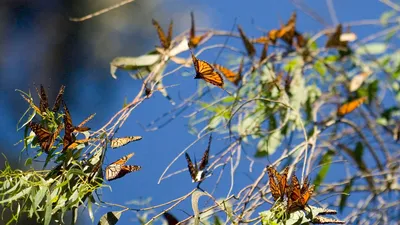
[110,54,161,79]
[356,43,387,55]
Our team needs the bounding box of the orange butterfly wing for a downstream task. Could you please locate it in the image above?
[52,85,65,112]
[106,153,140,181]
[152,19,172,49]
[337,96,367,116]
[213,64,241,86]
[189,12,208,48]
[267,166,289,201]
[29,121,62,153]
[190,51,224,87]
[279,12,297,46]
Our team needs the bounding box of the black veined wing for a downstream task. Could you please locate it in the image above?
[294,31,306,48]
[189,12,209,48]
[105,153,141,181]
[36,85,49,114]
[185,152,197,182]
[213,63,241,86]
[279,12,297,46]
[337,96,367,117]
[52,85,65,112]
[62,102,91,151]
[267,166,289,201]
[190,49,224,88]
[152,19,173,49]
[287,174,314,212]
[163,212,179,225]
[260,42,269,63]
[237,25,256,57]
[325,24,347,49]
[198,135,212,171]
[29,121,62,153]
[110,136,143,149]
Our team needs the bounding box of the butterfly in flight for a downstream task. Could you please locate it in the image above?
[286,174,314,212]
[62,101,91,151]
[28,121,63,153]
[185,135,212,183]
[188,12,209,48]
[337,96,367,117]
[237,25,256,57]
[189,48,224,88]
[152,19,173,49]
[110,136,143,149]
[105,153,142,181]
[267,166,289,202]
[213,58,244,86]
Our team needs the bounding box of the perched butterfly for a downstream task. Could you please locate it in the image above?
[163,212,179,225]
[267,166,289,201]
[260,41,269,63]
[279,12,297,46]
[110,136,143,149]
[325,24,347,49]
[185,135,212,183]
[189,49,224,88]
[105,153,141,181]
[152,19,173,49]
[213,58,243,86]
[189,12,209,48]
[286,174,314,212]
[237,25,256,57]
[337,96,367,117]
[63,101,91,151]
[35,85,65,114]
[28,121,63,153]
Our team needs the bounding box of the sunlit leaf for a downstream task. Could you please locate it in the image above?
[110,54,161,79]
[356,43,387,55]
[339,178,354,213]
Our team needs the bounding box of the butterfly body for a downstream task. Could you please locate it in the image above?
[105,153,141,181]
[185,135,212,183]
[189,49,224,88]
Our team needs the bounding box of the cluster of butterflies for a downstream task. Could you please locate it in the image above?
[22,85,145,181]
[267,166,345,223]
[152,12,353,90]
[267,166,314,213]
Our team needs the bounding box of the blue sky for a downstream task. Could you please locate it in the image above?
[0,0,392,224]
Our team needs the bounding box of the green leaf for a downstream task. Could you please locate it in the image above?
[33,187,47,210]
[314,150,334,191]
[314,60,327,76]
[98,211,122,225]
[44,192,52,225]
[255,131,281,157]
[339,178,354,213]
[209,116,223,129]
[380,10,396,26]
[356,43,387,55]
[110,54,161,79]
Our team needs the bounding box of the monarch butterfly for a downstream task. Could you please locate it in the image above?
[185,135,212,183]
[286,174,314,212]
[35,85,65,114]
[279,12,297,46]
[337,96,367,117]
[189,49,224,88]
[105,153,141,181]
[325,24,348,49]
[110,136,143,149]
[189,12,209,48]
[237,25,256,57]
[267,166,289,201]
[63,102,91,151]
[28,121,63,153]
[213,59,243,86]
[260,42,269,63]
[152,19,173,49]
